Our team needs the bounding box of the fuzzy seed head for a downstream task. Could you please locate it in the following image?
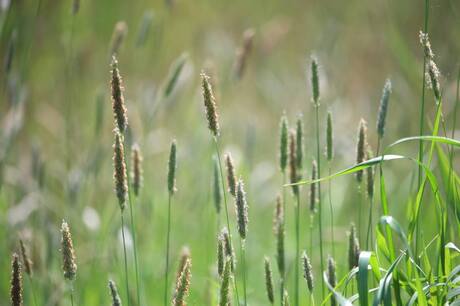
[377,79,392,138]
[235,179,249,240]
[326,111,333,161]
[311,56,320,105]
[310,160,318,212]
[419,31,434,60]
[327,256,337,306]
[201,71,220,137]
[296,115,304,171]
[213,156,222,214]
[168,140,177,195]
[219,258,233,306]
[366,148,374,199]
[279,114,289,172]
[172,257,191,306]
[113,129,128,210]
[233,28,255,80]
[264,257,275,304]
[225,153,237,197]
[131,143,143,197]
[356,119,367,182]
[19,240,32,276]
[426,60,441,101]
[217,236,225,277]
[348,223,360,270]
[61,220,77,281]
[273,195,285,276]
[302,251,314,293]
[10,253,22,306]
[176,246,191,280]
[289,130,299,195]
[220,227,236,272]
[111,56,128,133]
[109,280,122,306]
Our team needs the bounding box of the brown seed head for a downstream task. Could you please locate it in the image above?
[111,56,128,133]
[289,129,299,195]
[356,119,367,183]
[10,253,22,306]
[273,195,285,276]
[113,129,128,210]
[19,240,32,276]
[201,71,220,137]
[225,153,237,197]
[61,220,77,280]
[172,257,191,306]
[131,143,143,197]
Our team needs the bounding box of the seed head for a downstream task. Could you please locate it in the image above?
[111,56,128,133]
[168,140,177,195]
[172,257,191,306]
[273,195,285,276]
[109,280,122,306]
[366,148,374,199]
[110,21,128,56]
[264,257,275,304]
[310,160,318,213]
[19,240,32,276]
[348,223,360,270]
[131,143,143,197]
[296,115,304,171]
[176,246,191,280]
[289,130,299,196]
[279,114,289,172]
[326,111,333,162]
[233,28,255,80]
[302,251,314,293]
[213,156,222,214]
[219,258,233,306]
[225,153,237,197]
[377,79,391,138]
[220,227,235,272]
[164,53,188,98]
[426,60,441,101]
[235,179,249,240]
[201,71,220,137]
[311,56,320,106]
[356,119,367,183]
[10,253,22,306]
[61,220,77,281]
[113,129,128,210]
[419,31,434,60]
[217,236,225,277]
[327,256,337,306]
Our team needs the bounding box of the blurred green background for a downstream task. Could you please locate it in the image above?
[0,0,459,304]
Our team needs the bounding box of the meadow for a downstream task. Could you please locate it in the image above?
[1,0,460,305]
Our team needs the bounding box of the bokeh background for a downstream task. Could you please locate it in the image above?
[0,0,459,304]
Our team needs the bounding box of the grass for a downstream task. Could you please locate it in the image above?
[1,0,460,305]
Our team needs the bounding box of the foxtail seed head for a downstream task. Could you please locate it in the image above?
[217,236,225,277]
[310,160,318,213]
[366,148,374,199]
[326,111,333,162]
[327,256,337,306]
[176,246,191,280]
[296,115,304,171]
[131,143,143,197]
[220,227,235,272]
[279,114,289,172]
[348,223,360,270]
[219,258,233,306]
[419,31,434,60]
[311,56,320,106]
[10,253,22,306]
[19,240,32,276]
[172,257,191,306]
[377,79,392,138]
[356,119,367,183]
[264,257,275,304]
[213,156,222,214]
[168,140,177,195]
[225,153,237,197]
[109,280,122,306]
[233,28,255,79]
[111,56,128,133]
[427,60,441,101]
[201,71,220,137]
[113,129,128,210]
[289,130,299,195]
[235,179,249,240]
[61,220,77,281]
[302,251,314,293]
[273,195,285,276]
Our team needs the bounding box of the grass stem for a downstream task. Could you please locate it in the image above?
[163,194,172,306]
[120,212,131,306]
[314,104,324,299]
[295,193,301,306]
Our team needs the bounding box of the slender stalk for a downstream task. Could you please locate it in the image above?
[294,194,301,306]
[164,194,172,306]
[310,293,316,306]
[314,105,325,299]
[213,137,240,305]
[365,195,374,250]
[27,275,38,306]
[120,213,131,306]
[416,0,430,259]
[448,67,460,229]
[69,282,75,306]
[239,238,248,306]
[281,171,286,306]
[327,166,335,256]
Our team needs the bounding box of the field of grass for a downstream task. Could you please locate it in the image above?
[1,0,460,305]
